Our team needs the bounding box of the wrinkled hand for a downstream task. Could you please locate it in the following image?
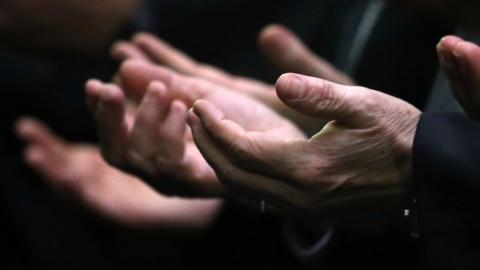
[111,24,353,134]
[88,67,305,197]
[437,35,480,121]
[0,0,142,52]
[16,117,221,229]
[189,73,421,215]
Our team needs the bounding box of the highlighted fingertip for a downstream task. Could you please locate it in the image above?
[276,73,305,100]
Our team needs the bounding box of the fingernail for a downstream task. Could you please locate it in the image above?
[280,75,305,99]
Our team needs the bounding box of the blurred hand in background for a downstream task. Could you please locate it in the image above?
[16,117,221,230]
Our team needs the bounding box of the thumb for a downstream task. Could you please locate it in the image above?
[437,36,480,121]
[276,73,373,128]
[259,24,353,85]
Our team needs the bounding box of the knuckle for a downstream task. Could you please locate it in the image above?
[289,156,328,186]
[308,81,337,112]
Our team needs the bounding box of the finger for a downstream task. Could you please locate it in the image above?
[120,60,211,104]
[437,36,480,120]
[192,100,313,183]
[96,83,131,165]
[188,110,298,204]
[453,41,480,90]
[259,24,353,85]
[192,100,249,155]
[129,82,182,164]
[15,117,66,152]
[156,100,188,165]
[437,35,464,73]
[162,100,188,143]
[15,118,71,182]
[111,41,150,62]
[133,33,249,89]
[437,36,467,103]
[275,73,372,128]
[437,36,470,113]
[133,32,198,75]
[24,145,62,176]
[85,79,103,112]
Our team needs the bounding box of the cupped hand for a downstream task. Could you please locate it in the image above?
[16,117,221,229]
[189,73,421,215]
[88,70,305,197]
[86,79,221,196]
[111,24,354,134]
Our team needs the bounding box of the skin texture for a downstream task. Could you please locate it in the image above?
[110,24,353,135]
[87,67,305,197]
[0,0,142,52]
[437,35,480,121]
[91,26,427,215]
[188,73,421,215]
[15,118,221,229]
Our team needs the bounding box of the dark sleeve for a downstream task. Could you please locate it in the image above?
[413,112,480,225]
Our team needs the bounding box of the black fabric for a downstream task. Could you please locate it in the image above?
[413,112,480,269]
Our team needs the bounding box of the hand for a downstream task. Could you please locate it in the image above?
[86,79,221,196]
[88,63,306,197]
[437,35,480,121]
[189,73,421,215]
[0,0,142,52]
[16,117,221,229]
[111,24,354,134]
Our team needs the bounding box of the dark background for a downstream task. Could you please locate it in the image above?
[0,1,453,269]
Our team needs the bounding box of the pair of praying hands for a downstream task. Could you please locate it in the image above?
[18,24,352,227]
[19,24,479,226]
[86,24,420,215]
